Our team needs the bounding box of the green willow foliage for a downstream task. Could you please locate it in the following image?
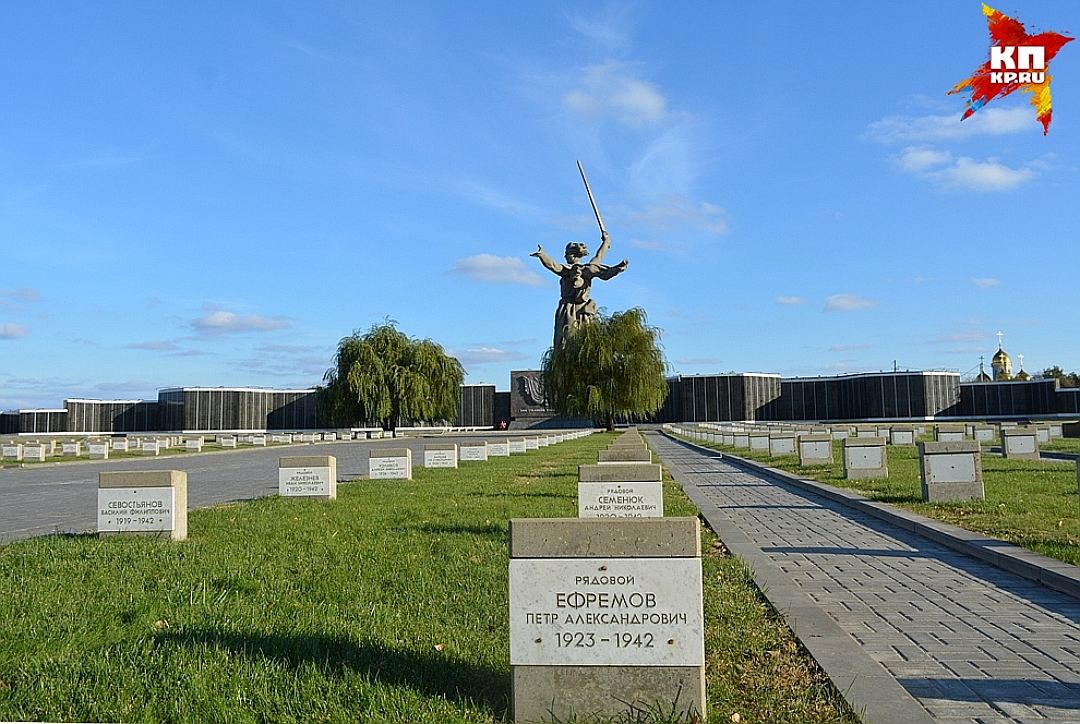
[541,308,668,431]
[321,323,464,429]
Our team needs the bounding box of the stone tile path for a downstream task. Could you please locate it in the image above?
[648,433,1080,724]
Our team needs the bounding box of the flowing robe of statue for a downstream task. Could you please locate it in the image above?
[531,231,628,349]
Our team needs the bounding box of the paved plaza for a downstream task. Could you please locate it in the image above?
[648,432,1080,724]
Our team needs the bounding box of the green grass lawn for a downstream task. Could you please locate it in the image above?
[677,433,1080,566]
[1045,437,1080,454]
[0,433,853,723]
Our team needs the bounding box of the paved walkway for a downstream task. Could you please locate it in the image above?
[647,432,1080,724]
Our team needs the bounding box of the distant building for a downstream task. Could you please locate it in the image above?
[991,332,1013,381]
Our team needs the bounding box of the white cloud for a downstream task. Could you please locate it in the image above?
[449,254,545,286]
[128,340,180,351]
[450,346,529,367]
[568,7,633,52]
[0,287,40,303]
[192,309,291,335]
[892,146,1037,192]
[931,330,988,344]
[864,107,1034,143]
[0,323,28,339]
[628,197,729,236]
[628,238,672,251]
[775,295,805,306]
[824,293,877,312]
[829,343,870,352]
[894,146,953,172]
[931,157,1035,192]
[563,61,668,126]
[972,277,1001,288]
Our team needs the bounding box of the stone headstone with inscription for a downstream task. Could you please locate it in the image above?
[460,441,489,462]
[369,448,412,479]
[423,443,459,468]
[98,470,187,541]
[279,455,337,499]
[578,463,663,518]
[509,517,704,722]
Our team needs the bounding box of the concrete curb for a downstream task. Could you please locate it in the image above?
[648,433,933,724]
[663,432,1080,603]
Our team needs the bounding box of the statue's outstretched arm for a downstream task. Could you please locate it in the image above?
[594,258,628,281]
[589,230,612,265]
[530,244,563,274]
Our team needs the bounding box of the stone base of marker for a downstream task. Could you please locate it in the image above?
[424,443,458,468]
[918,441,984,502]
[509,518,704,722]
[578,463,663,517]
[843,437,888,479]
[98,470,187,541]
[279,455,337,499]
[369,448,412,479]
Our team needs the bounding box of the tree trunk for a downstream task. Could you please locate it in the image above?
[605,413,615,432]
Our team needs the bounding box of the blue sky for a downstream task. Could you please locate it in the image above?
[3,1,1079,409]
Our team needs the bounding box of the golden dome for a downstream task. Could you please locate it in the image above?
[1015,369,1031,381]
[992,347,1010,364]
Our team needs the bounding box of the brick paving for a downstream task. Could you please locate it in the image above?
[648,433,1080,723]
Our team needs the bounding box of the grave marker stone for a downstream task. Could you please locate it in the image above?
[62,441,82,456]
[24,445,46,462]
[88,441,110,460]
[97,470,187,541]
[1001,429,1040,460]
[798,434,833,466]
[768,432,796,456]
[509,438,528,454]
[843,437,888,479]
[369,448,412,479]
[935,425,965,443]
[889,427,915,446]
[509,518,704,722]
[460,441,489,462]
[424,443,459,468]
[279,455,337,499]
[489,440,511,457]
[578,463,663,518]
[112,439,129,452]
[918,441,984,502]
[2,443,23,461]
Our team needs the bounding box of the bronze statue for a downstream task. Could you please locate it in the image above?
[530,163,629,348]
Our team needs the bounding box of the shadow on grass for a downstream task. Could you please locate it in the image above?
[155,628,509,715]
[414,522,507,538]
[467,491,573,500]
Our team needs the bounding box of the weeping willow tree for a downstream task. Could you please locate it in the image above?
[541,307,668,431]
[320,323,464,430]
